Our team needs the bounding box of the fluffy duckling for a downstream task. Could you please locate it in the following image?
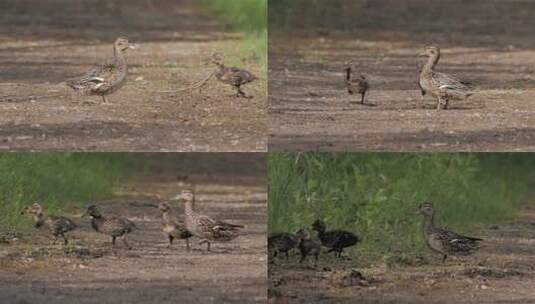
[209,52,257,98]
[418,46,474,110]
[176,189,244,251]
[418,202,482,262]
[84,205,137,249]
[66,37,138,103]
[268,232,298,260]
[158,202,193,250]
[295,229,321,266]
[21,202,77,245]
[344,61,369,104]
[312,219,359,259]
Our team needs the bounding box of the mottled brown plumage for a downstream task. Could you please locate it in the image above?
[21,202,77,245]
[158,202,193,250]
[268,232,297,260]
[418,203,482,262]
[66,37,137,103]
[418,46,474,110]
[85,205,137,249]
[295,229,321,266]
[177,189,244,251]
[210,52,257,98]
[344,61,369,104]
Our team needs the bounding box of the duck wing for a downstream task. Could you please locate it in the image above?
[222,67,257,85]
[66,60,121,93]
[432,72,472,91]
[439,228,482,254]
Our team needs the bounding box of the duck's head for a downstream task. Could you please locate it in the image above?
[84,205,102,218]
[158,202,171,213]
[417,202,435,217]
[295,228,311,240]
[21,202,43,216]
[419,46,440,58]
[114,37,138,52]
[311,219,326,232]
[344,60,354,71]
[174,189,195,203]
[208,52,225,66]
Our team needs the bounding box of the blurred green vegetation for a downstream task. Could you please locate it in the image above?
[0,154,132,233]
[268,153,534,263]
[201,0,267,67]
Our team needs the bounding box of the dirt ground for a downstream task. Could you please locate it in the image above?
[269,0,535,151]
[0,163,267,303]
[0,0,266,152]
[268,207,535,304]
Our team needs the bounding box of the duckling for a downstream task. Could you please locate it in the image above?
[209,52,257,98]
[66,37,138,103]
[418,202,482,262]
[84,205,137,249]
[295,229,321,266]
[418,46,474,110]
[158,202,193,250]
[312,219,359,259]
[176,189,244,251]
[344,61,369,104]
[268,232,297,260]
[21,202,77,245]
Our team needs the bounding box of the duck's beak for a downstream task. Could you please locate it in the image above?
[129,43,139,50]
[418,51,427,57]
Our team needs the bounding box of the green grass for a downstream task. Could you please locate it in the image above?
[269,153,533,264]
[200,0,267,68]
[0,153,133,233]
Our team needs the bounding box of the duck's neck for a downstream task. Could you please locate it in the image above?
[423,214,436,232]
[422,53,439,74]
[184,199,194,217]
[114,47,127,65]
[91,216,104,232]
[162,211,171,223]
[345,67,352,82]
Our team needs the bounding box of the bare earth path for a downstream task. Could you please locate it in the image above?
[269,206,535,303]
[0,172,267,303]
[269,0,535,151]
[0,0,266,152]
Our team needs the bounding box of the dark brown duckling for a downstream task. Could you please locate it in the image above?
[21,202,77,245]
[158,202,193,250]
[209,52,257,99]
[312,219,359,259]
[418,202,482,262]
[295,229,321,266]
[344,61,369,104]
[66,37,138,103]
[268,232,298,260]
[84,205,137,249]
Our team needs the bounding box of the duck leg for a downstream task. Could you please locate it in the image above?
[360,91,366,104]
[168,235,174,248]
[61,233,69,245]
[111,236,116,246]
[101,95,108,103]
[442,254,448,263]
[122,234,132,250]
[420,90,426,108]
[185,238,190,251]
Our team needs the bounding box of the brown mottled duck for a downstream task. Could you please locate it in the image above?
[84,205,137,249]
[418,46,474,110]
[176,189,244,251]
[418,202,482,262]
[21,202,77,245]
[344,61,369,104]
[66,37,138,103]
[158,202,193,250]
[209,52,257,99]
